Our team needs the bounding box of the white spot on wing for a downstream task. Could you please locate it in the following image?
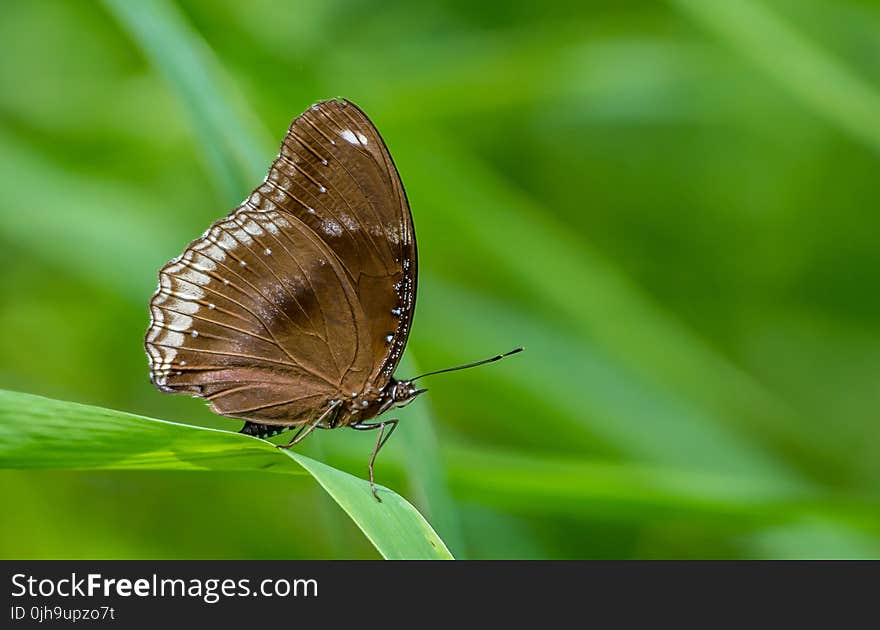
[263,218,279,234]
[214,230,237,250]
[193,241,226,263]
[238,217,264,237]
[322,220,342,237]
[164,331,185,347]
[387,224,401,245]
[339,213,359,230]
[340,129,358,144]
[166,311,193,331]
[179,267,210,286]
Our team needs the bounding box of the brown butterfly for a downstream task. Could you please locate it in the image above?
[145,98,520,500]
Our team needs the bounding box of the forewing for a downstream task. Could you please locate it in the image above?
[257,99,417,391]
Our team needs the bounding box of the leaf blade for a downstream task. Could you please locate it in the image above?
[0,390,452,560]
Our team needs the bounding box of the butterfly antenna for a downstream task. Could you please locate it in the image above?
[410,347,524,382]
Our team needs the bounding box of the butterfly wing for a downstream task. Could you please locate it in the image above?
[145,207,368,423]
[262,99,417,392]
[145,99,416,424]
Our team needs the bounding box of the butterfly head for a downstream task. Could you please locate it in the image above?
[381,379,426,413]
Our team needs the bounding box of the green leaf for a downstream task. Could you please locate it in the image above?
[0,390,453,560]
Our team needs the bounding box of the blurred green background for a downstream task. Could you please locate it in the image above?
[1,0,879,559]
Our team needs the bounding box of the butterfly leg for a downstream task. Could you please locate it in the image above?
[277,401,341,449]
[279,422,311,447]
[351,419,399,502]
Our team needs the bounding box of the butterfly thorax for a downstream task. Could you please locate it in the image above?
[329,378,426,428]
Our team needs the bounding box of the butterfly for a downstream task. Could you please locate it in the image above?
[145,98,520,500]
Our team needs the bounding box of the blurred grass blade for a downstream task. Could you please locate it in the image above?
[416,278,795,478]
[0,129,176,302]
[101,0,272,203]
[742,518,880,560]
[0,390,452,560]
[672,0,880,153]
[395,355,467,557]
[318,435,880,538]
[400,130,810,475]
[441,446,880,534]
